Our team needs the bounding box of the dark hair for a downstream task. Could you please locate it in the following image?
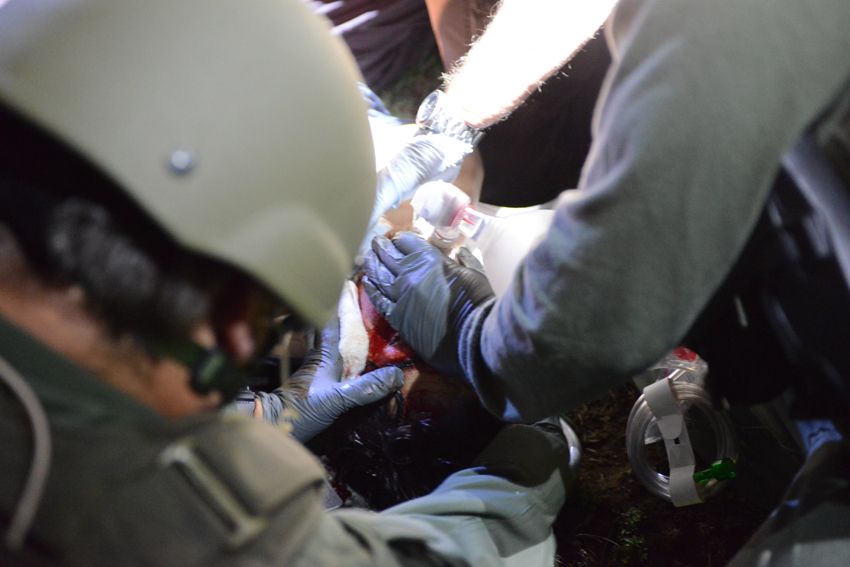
[0,104,241,344]
[308,370,503,510]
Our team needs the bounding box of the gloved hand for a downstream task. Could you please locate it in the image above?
[362,232,495,378]
[280,366,403,442]
[239,320,404,443]
[472,417,581,516]
[359,82,474,233]
[367,133,474,231]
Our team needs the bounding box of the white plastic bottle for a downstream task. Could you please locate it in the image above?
[411,181,554,295]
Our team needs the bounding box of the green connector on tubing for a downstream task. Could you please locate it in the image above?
[693,458,737,484]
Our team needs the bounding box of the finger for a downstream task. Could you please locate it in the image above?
[361,276,396,320]
[392,231,436,256]
[289,333,339,384]
[363,250,399,297]
[336,366,404,409]
[356,219,392,261]
[303,341,344,390]
[370,235,405,275]
[456,246,485,272]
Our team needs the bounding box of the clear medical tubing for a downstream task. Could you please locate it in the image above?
[626,349,738,504]
[0,354,52,550]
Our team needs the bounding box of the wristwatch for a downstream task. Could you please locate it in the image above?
[415,89,484,146]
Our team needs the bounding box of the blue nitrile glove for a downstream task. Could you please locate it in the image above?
[362,232,495,379]
[280,366,403,442]
[359,82,474,229]
[358,82,401,126]
[376,132,473,207]
[244,321,404,443]
[368,133,474,231]
[357,83,475,257]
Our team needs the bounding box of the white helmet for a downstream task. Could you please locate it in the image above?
[0,0,376,326]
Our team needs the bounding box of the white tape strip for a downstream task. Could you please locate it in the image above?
[643,378,702,507]
[337,280,368,379]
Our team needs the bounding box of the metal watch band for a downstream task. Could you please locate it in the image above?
[415,89,484,146]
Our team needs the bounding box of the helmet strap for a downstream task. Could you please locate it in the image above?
[153,339,246,404]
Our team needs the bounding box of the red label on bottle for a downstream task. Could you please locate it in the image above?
[672,346,698,361]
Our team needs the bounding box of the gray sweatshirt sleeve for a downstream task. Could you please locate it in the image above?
[291,423,569,567]
[471,0,850,421]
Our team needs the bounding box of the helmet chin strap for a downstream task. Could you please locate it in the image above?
[153,339,247,404]
[152,312,304,404]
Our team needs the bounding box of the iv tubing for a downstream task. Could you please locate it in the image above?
[626,380,737,503]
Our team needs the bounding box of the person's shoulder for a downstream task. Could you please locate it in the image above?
[77,415,328,565]
[165,414,327,503]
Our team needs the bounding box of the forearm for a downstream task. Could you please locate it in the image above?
[322,424,567,566]
[469,0,850,421]
[252,389,290,423]
[443,0,617,128]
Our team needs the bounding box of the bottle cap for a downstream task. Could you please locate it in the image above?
[411,181,470,229]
